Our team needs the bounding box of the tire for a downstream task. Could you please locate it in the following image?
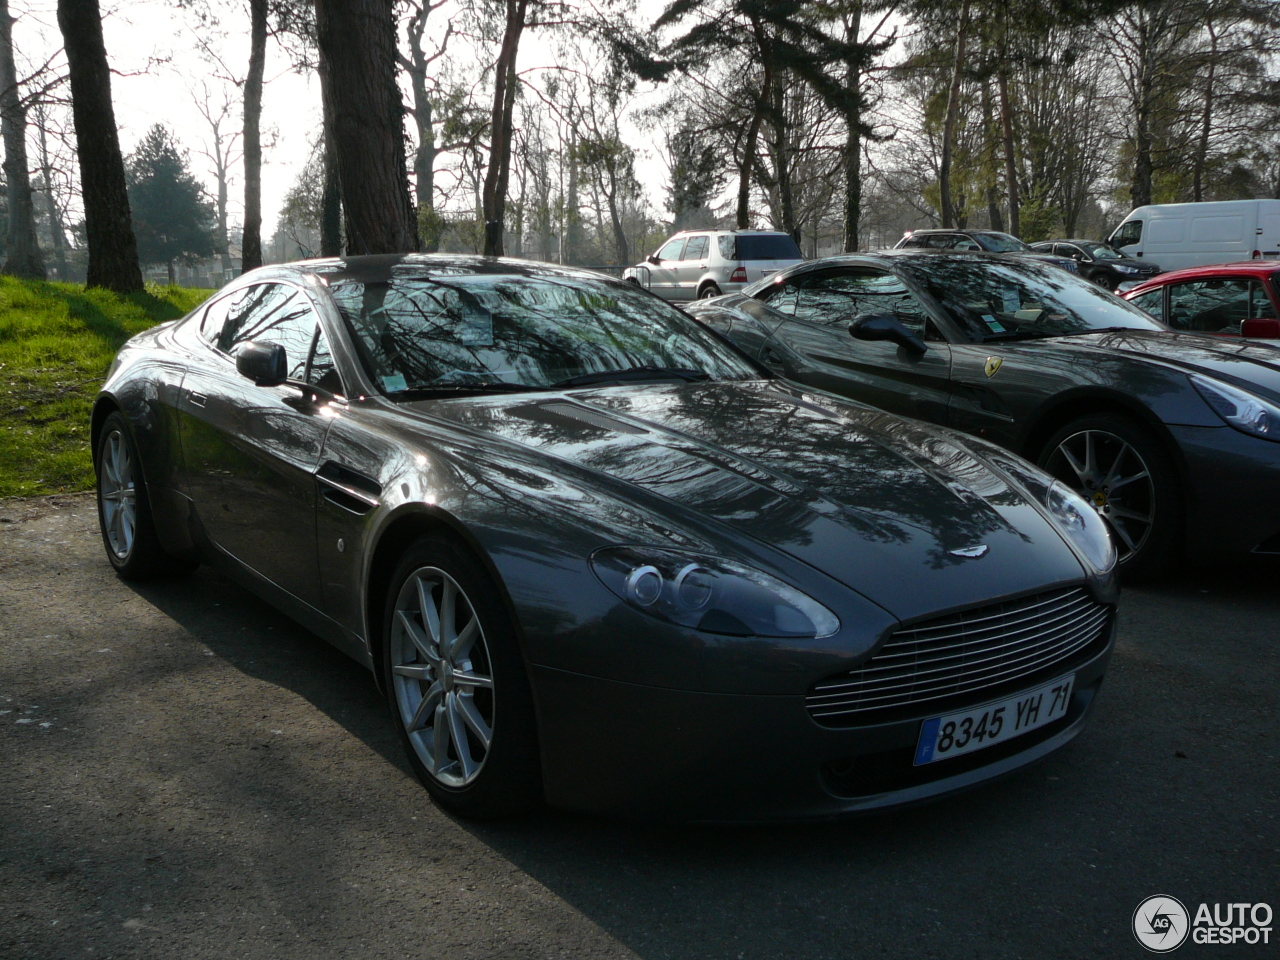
[698,282,722,300]
[95,411,196,580]
[1092,272,1115,291]
[1036,413,1182,580]
[625,276,640,285]
[381,534,541,818]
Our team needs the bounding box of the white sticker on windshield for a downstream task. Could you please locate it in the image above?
[1001,292,1020,314]
[381,373,408,393]
[458,305,494,347]
[982,314,1006,332]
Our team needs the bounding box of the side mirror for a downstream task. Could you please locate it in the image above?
[850,314,928,355]
[235,341,288,385]
[646,254,661,265]
[1242,317,1280,339]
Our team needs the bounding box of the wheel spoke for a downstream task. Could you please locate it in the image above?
[453,668,492,690]
[1108,469,1149,492]
[393,663,433,680]
[1110,504,1152,524]
[397,609,438,664]
[455,693,492,749]
[449,615,478,662]
[407,680,442,732]
[417,577,442,648]
[446,692,478,779]
[1083,431,1098,478]
[1106,516,1138,553]
[1057,442,1089,485]
[432,701,451,771]
[439,579,457,648]
[1102,442,1133,488]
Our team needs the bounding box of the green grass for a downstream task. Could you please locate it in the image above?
[0,276,212,497]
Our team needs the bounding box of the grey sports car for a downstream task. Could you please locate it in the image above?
[93,255,1117,821]
[687,250,1280,578]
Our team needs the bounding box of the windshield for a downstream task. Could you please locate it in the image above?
[734,235,803,260]
[899,258,1167,342]
[329,271,758,396]
[1078,242,1123,260]
[975,233,1030,253]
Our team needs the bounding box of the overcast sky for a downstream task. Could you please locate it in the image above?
[14,0,674,243]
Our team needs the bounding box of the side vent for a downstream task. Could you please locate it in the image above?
[316,461,382,515]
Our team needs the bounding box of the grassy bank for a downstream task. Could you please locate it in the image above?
[0,276,212,497]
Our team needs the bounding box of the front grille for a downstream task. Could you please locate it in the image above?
[807,587,1110,725]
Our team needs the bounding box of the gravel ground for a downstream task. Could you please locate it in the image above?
[1,495,1277,959]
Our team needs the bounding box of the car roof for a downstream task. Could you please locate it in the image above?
[250,253,626,286]
[1128,261,1279,288]
[904,228,1010,237]
[668,229,793,237]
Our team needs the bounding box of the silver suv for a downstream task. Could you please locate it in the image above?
[623,230,805,301]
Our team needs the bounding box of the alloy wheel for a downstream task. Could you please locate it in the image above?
[99,429,137,560]
[1044,429,1155,562]
[390,566,494,787]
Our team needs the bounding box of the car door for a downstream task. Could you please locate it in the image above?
[646,237,686,299]
[1110,219,1143,260]
[178,282,339,608]
[754,267,953,423]
[674,235,710,299]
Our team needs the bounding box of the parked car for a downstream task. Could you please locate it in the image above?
[94,254,1118,822]
[894,228,1081,275]
[623,229,804,301]
[1121,261,1280,339]
[1028,239,1161,291]
[1107,199,1280,271]
[686,250,1280,577]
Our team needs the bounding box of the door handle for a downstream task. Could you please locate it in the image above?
[760,345,785,366]
[188,390,207,408]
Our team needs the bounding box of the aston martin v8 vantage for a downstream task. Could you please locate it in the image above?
[93,255,1117,820]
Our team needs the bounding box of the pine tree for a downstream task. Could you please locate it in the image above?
[126,125,216,284]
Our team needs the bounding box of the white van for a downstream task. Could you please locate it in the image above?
[1107,200,1280,271]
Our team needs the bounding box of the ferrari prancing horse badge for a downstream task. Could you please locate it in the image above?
[984,356,1003,378]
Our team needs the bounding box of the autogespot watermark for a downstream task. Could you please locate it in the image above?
[1132,896,1273,952]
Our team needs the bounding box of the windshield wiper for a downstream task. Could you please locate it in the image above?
[386,382,550,400]
[982,331,1049,342]
[551,366,710,388]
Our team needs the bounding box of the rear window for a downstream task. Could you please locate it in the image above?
[733,235,802,261]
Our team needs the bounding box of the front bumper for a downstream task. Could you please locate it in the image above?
[1172,423,1280,556]
[531,617,1115,821]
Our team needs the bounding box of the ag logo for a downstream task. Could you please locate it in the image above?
[984,356,1003,378]
[1133,895,1190,953]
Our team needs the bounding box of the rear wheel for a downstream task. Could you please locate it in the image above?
[95,411,195,580]
[382,535,541,818]
[698,282,722,299]
[1037,413,1181,579]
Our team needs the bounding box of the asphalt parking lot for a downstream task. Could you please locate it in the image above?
[1,494,1277,960]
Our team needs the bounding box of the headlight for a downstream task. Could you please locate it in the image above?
[1191,375,1280,442]
[1114,264,1139,274]
[971,448,1117,573]
[590,546,840,638]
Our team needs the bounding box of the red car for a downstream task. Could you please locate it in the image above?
[1122,262,1280,339]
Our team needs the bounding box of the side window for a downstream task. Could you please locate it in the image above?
[793,270,932,337]
[901,235,929,248]
[925,235,958,249]
[1113,220,1143,247]
[197,292,238,343]
[756,281,798,316]
[217,283,319,380]
[683,236,709,261]
[1129,289,1166,322]
[306,328,344,396]
[953,238,982,251]
[717,235,736,259]
[656,238,686,261]
[1167,279,1251,333]
[1250,281,1274,318]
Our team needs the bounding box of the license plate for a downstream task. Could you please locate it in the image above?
[913,674,1074,765]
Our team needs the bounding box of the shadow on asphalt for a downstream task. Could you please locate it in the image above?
[119,550,1280,960]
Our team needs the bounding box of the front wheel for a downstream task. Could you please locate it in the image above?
[382,535,541,818]
[96,411,196,580]
[1037,414,1182,579]
[1092,272,1115,291]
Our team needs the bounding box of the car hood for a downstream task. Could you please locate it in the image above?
[1042,329,1280,400]
[410,381,1087,621]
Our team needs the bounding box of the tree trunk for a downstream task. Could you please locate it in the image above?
[769,79,796,237]
[481,0,528,256]
[403,6,447,251]
[1193,21,1217,203]
[736,104,765,230]
[565,131,580,263]
[996,62,1020,236]
[1,0,46,279]
[56,0,142,292]
[240,0,266,272]
[841,1,863,253]
[981,77,1003,231]
[166,260,175,285]
[315,0,417,255]
[318,65,342,256]
[939,0,970,230]
[1130,26,1154,209]
[35,112,69,279]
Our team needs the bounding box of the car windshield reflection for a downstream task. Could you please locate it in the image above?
[329,272,758,397]
[900,258,1167,342]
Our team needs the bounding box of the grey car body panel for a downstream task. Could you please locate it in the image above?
[93,253,1119,820]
